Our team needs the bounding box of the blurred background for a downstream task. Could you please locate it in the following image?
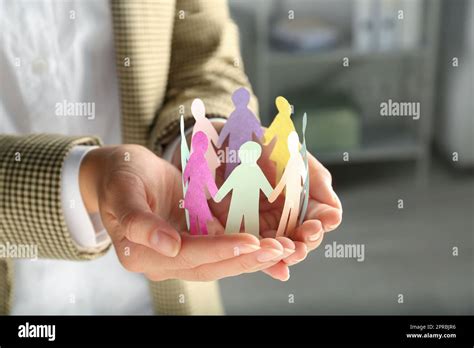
[219,0,473,314]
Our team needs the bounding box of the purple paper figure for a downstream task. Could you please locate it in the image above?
[183,131,218,235]
[192,98,221,179]
[217,88,263,178]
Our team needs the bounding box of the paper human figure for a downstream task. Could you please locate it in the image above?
[191,98,220,179]
[298,113,310,225]
[217,87,263,178]
[180,115,191,230]
[214,141,273,237]
[269,131,307,237]
[263,96,296,182]
[183,131,218,235]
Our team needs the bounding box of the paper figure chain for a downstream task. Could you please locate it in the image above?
[180,88,310,237]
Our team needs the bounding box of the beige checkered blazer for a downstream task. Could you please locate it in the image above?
[0,0,257,315]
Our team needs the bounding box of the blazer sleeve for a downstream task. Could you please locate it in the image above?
[0,134,111,260]
[149,0,259,153]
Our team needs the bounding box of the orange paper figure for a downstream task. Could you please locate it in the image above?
[191,98,220,178]
[263,96,296,182]
[269,131,307,237]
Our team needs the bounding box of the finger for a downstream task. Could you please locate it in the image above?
[292,219,325,251]
[305,200,342,232]
[257,234,307,266]
[116,233,261,276]
[275,236,296,254]
[170,238,285,281]
[261,261,290,281]
[261,229,312,264]
[292,219,323,244]
[260,240,307,280]
[114,239,152,274]
[274,237,297,267]
[170,233,261,269]
[308,154,341,209]
[282,241,307,266]
[307,231,325,252]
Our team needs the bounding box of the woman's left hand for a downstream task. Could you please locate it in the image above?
[208,141,342,281]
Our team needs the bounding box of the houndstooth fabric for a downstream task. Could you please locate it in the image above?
[0,135,109,314]
[0,0,257,315]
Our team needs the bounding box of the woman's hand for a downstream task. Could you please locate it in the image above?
[208,129,343,281]
[79,145,289,281]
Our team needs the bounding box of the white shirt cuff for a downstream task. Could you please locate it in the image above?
[62,118,226,249]
[61,145,110,249]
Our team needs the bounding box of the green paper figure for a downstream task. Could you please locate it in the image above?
[180,115,190,230]
[214,141,273,237]
[298,113,310,225]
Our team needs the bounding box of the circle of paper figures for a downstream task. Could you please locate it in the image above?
[180,87,310,237]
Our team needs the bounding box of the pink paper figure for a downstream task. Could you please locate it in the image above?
[217,87,263,178]
[183,131,218,235]
[269,131,307,237]
[191,98,220,179]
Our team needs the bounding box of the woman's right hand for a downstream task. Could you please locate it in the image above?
[79,144,289,281]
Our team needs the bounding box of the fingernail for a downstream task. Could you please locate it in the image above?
[282,271,290,281]
[325,224,338,232]
[150,230,179,257]
[257,248,283,263]
[308,231,322,242]
[283,248,296,257]
[234,244,260,256]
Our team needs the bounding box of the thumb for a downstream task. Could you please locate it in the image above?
[120,210,181,257]
[102,172,181,257]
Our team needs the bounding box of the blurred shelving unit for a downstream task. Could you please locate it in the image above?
[230,0,442,182]
[313,125,418,163]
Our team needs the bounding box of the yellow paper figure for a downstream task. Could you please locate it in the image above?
[263,96,296,182]
[214,141,273,237]
[269,131,307,237]
[191,98,221,179]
